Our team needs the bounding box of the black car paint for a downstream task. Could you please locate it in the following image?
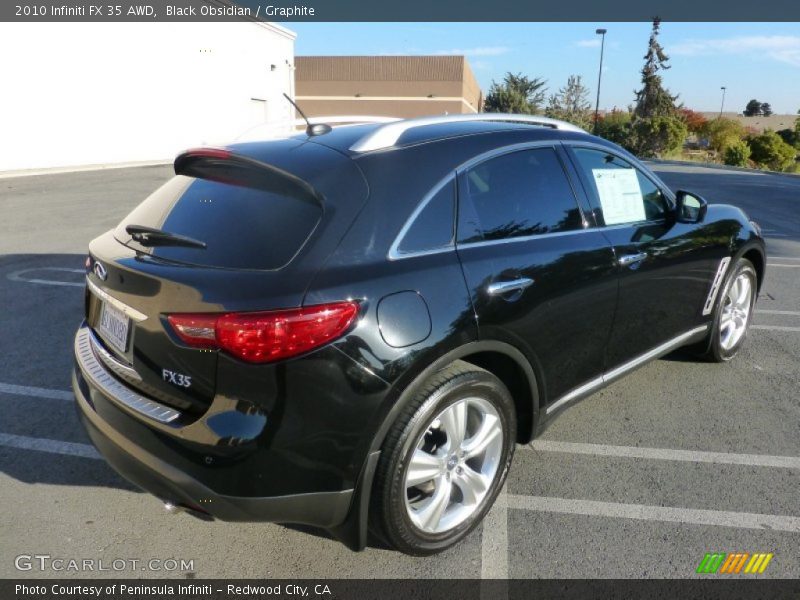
[73,122,766,551]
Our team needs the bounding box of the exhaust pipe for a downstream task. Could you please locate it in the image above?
[163,501,214,521]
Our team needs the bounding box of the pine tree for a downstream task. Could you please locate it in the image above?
[545,75,592,129]
[484,73,548,114]
[633,18,678,118]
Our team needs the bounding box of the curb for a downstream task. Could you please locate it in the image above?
[646,159,800,178]
[0,160,173,179]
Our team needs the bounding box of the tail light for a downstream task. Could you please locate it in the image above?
[167,302,359,364]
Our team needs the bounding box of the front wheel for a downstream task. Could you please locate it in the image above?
[371,360,516,555]
[699,257,757,362]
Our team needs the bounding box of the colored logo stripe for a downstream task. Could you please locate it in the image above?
[696,552,773,574]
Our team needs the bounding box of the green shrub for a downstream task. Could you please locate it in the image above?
[723,140,751,167]
[630,115,688,158]
[595,111,634,149]
[748,131,797,171]
[703,118,746,154]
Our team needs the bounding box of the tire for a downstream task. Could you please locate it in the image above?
[370,360,516,555]
[698,257,757,362]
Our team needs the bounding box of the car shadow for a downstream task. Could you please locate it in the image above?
[0,253,142,493]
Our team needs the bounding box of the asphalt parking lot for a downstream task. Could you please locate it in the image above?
[0,162,798,579]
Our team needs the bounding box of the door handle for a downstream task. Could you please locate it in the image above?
[617,252,648,268]
[486,277,535,296]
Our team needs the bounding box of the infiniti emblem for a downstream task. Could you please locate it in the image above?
[93,261,108,281]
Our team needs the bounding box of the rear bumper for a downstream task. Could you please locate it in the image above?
[72,319,367,528]
[73,367,353,526]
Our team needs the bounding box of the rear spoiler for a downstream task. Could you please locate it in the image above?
[174,148,322,207]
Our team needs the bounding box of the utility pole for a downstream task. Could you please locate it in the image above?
[719,86,727,118]
[593,28,607,134]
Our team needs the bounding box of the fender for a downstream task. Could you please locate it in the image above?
[330,339,540,551]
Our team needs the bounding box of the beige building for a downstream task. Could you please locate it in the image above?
[295,55,483,119]
[700,112,798,133]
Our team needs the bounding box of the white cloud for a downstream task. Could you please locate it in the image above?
[575,39,601,48]
[433,46,510,57]
[672,35,800,67]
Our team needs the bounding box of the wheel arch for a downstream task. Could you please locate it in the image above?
[329,340,541,551]
[373,341,542,453]
[740,245,765,293]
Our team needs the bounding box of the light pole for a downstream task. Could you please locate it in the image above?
[593,28,607,134]
[719,86,727,118]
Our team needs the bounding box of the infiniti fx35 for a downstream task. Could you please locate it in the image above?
[73,114,766,555]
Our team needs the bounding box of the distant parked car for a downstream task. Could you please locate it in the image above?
[74,114,766,555]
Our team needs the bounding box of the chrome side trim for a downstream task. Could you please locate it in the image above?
[546,324,709,415]
[702,257,732,316]
[87,278,147,322]
[457,225,596,250]
[88,328,142,383]
[387,174,456,261]
[75,327,180,424]
[350,114,585,152]
[546,375,605,415]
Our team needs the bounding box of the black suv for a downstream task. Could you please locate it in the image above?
[73,114,765,555]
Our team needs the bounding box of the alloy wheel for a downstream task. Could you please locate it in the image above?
[403,396,504,534]
[719,271,753,351]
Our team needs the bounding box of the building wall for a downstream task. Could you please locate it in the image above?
[296,55,482,118]
[700,112,798,133]
[0,22,295,172]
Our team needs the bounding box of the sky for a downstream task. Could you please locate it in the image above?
[289,22,800,115]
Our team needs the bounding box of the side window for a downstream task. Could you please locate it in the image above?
[394,178,455,256]
[457,147,584,244]
[571,148,669,226]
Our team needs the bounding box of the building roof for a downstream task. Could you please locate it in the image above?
[296,55,474,82]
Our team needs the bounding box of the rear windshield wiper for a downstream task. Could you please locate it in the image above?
[125,224,207,249]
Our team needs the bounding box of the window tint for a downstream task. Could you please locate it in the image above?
[457,147,583,244]
[395,179,455,255]
[571,148,669,225]
[114,175,321,270]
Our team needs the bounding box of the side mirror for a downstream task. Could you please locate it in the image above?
[675,190,708,224]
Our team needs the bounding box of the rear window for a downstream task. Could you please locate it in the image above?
[114,175,321,270]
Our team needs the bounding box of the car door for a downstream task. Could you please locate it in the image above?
[455,143,618,404]
[565,144,717,369]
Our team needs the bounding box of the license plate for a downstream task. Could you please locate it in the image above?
[98,301,130,354]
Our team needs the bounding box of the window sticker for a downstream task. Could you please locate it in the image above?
[591,168,645,225]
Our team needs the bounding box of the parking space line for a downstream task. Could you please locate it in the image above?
[504,495,800,533]
[528,440,800,469]
[756,309,800,316]
[0,433,100,459]
[0,382,73,401]
[752,325,800,332]
[481,484,509,580]
[767,264,800,268]
[6,268,85,287]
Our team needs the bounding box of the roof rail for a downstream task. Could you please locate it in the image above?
[349,113,586,152]
[236,115,400,142]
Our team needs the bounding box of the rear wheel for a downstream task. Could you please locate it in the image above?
[699,258,757,362]
[371,360,516,555]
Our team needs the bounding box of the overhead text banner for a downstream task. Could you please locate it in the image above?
[3,0,800,22]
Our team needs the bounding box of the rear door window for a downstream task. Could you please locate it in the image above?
[457,147,584,244]
[394,179,455,256]
[115,175,321,270]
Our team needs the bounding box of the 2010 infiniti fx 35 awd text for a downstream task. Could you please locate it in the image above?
[73,114,765,555]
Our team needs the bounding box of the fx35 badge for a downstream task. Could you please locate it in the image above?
[162,368,192,388]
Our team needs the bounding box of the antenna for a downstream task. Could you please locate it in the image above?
[282,93,332,137]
